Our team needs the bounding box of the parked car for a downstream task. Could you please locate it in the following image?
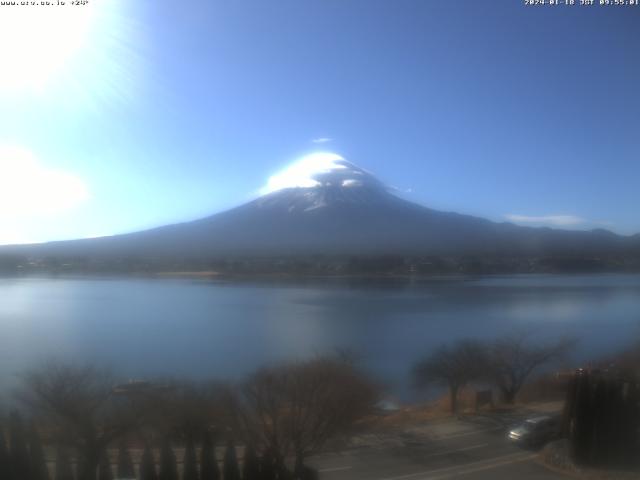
[507,415,561,447]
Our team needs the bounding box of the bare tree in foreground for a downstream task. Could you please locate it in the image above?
[18,363,142,480]
[233,354,379,474]
[488,332,575,404]
[132,379,231,446]
[413,339,487,414]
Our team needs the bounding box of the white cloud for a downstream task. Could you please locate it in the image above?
[504,214,585,227]
[261,152,346,195]
[0,145,89,220]
[311,137,333,144]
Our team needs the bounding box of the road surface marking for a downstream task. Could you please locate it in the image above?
[428,453,537,479]
[433,427,501,440]
[318,466,353,473]
[423,443,488,458]
[377,452,531,480]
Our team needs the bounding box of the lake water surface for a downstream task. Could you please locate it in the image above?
[1,274,639,400]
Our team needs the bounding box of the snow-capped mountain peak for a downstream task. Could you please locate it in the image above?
[256,153,392,212]
[260,152,385,195]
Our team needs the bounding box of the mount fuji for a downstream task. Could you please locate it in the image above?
[2,154,639,263]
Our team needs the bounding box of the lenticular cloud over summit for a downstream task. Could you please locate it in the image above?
[260,152,385,195]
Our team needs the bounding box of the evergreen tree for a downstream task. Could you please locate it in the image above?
[274,454,291,480]
[199,431,220,480]
[139,445,157,480]
[9,412,31,480]
[292,457,303,480]
[54,447,74,480]
[28,423,50,480]
[183,435,198,480]
[97,450,113,480]
[572,371,592,463]
[561,373,577,440]
[590,378,609,465]
[158,439,178,480]
[116,443,135,479]
[76,453,92,480]
[609,379,628,465]
[242,445,260,480]
[0,429,11,480]
[564,370,640,467]
[222,442,240,480]
[258,449,276,480]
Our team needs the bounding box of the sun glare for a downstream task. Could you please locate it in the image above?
[0,3,97,92]
[262,152,347,194]
[0,146,89,218]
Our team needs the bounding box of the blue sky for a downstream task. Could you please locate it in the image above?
[0,0,638,244]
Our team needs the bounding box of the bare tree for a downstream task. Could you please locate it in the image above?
[487,332,575,404]
[413,339,487,414]
[18,363,142,480]
[140,380,229,440]
[285,356,378,471]
[233,355,379,472]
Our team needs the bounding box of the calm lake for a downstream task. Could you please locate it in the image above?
[1,274,639,400]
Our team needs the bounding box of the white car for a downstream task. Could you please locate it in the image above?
[507,415,561,447]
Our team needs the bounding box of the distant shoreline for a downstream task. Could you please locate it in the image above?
[3,252,640,279]
[2,270,640,285]
[154,270,222,278]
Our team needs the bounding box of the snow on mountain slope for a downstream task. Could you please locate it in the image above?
[256,153,395,212]
[261,153,385,193]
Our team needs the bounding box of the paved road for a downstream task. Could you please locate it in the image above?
[309,413,567,480]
